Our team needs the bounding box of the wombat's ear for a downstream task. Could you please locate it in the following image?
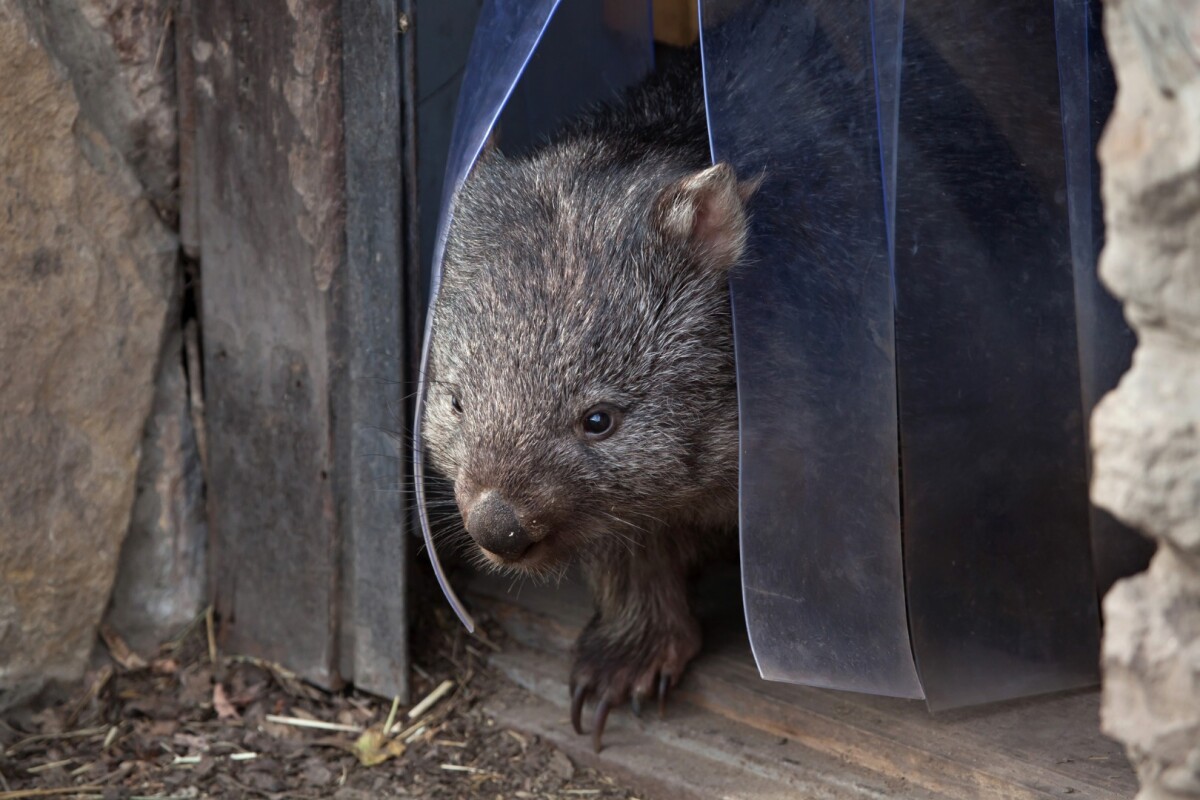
[654,163,757,273]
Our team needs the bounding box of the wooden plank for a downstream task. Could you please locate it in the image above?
[192,0,344,686]
[682,656,1132,800]
[488,645,949,800]
[175,0,199,260]
[467,572,1137,800]
[335,0,411,701]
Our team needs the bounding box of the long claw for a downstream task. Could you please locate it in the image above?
[592,699,612,753]
[658,673,670,719]
[571,682,589,735]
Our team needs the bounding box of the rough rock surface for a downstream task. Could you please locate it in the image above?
[0,0,175,709]
[1093,1,1200,798]
[15,0,178,220]
[104,322,207,655]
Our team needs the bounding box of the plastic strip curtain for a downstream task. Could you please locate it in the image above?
[413,0,653,631]
[701,0,1113,707]
[700,0,923,699]
[890,0,1100,709]
[419,0,1130,709]
[1053,0,1151,596]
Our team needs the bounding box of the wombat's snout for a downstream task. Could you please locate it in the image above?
[465,491,535,560]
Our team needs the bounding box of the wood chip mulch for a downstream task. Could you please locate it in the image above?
[0,604,644,800]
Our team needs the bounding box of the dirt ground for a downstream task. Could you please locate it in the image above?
[0,605,646,800]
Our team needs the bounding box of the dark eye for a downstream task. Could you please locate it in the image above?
[579,405,621,441]
[450,394,463,415]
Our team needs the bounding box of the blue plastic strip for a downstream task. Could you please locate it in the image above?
[701,0,924,699]
[1053,0,1151,594]
[870,0,905,301]
[414,0,566,632]
[895,0,1100,708]
[414,0,655,631]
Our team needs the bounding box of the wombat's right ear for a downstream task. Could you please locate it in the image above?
[654,163,754,273]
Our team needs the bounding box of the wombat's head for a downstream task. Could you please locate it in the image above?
[422,147,752,578]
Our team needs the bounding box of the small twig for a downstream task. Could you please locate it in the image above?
[5,727,108,756]
[383,695,400,736]
[99,625,147,671]
[407,679,454,720]
[25,759,74,774]
[439,764,480,773]
[264,715,363,734]
[97,762,134,785]
[102,726,119,750]
[389,715,429,739]
[170,752,254,766]
[0,787,104,799]
[154,7,174,70]
[403,726,428,744]
[471,628,502,652]
[184,318,208,473]
[204,605,218,665]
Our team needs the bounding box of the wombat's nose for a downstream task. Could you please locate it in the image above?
[467,491,534,560]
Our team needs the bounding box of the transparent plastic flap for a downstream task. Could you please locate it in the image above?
[414,0,652,630]
[704,0,1112,707]
[1054,0,1153,594]
[894,0,1101,709]
[701,0,924,699]
[421,0,1126,709]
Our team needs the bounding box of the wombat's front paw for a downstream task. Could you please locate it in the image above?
[568,614,702,752]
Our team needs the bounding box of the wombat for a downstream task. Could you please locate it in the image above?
[421,51,756,750]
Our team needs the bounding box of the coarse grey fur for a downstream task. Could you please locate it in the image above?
[422,53,753,749]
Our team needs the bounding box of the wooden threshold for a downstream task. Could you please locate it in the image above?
[467,570,1136,800]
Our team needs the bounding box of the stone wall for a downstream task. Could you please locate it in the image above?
[104,318,208,656]
[14,0,179,221]
[1093,1,1200,798]
[0,0,182,708]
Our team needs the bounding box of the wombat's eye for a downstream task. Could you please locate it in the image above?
[579,405,621,442]
[450,394,463,415]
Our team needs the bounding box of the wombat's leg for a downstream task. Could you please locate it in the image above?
[570,538,702,752]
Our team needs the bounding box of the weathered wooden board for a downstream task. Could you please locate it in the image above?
[175,0,199,260]
[192,0,345,687]
[469,571,1137,800]
[336,0,413,701]
[488,646,946,800]
[189,0,414,696]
